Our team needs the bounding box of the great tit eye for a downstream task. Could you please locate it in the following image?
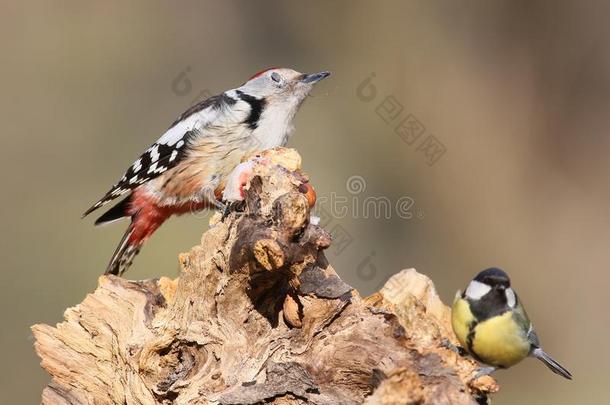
[270,72,282,83]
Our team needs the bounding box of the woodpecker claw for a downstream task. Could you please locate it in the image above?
[221,201,247,222]
[221,203,231,222]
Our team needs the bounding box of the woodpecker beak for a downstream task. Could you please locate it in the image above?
[301,71,331,84]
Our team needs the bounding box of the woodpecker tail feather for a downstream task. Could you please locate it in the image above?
[531,347,572,380]
[104,191,172,276]
[95,196,131,226]
[105,225,142,276]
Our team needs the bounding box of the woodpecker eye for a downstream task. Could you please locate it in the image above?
[270,72,282,83]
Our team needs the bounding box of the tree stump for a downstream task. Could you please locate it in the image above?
[32,148,498,404]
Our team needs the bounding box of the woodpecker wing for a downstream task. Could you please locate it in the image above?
[83,93,239,217]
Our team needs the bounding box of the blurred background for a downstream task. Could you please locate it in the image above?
[1,1,608,403]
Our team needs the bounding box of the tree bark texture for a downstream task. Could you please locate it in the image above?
[32,148,498,405]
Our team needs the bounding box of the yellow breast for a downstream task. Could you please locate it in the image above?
[452,295,530,368]
[471,311,531,368]
[451,295,474,348]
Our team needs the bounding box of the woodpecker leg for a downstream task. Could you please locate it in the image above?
[200,186,226,211]
[221,200,247,222]
[221,203,231,222]
[472,366,496,380]
[210,198,226,211]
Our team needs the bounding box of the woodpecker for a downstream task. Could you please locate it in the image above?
[83,68,331,276]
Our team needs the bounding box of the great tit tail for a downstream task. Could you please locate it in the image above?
[531,347,572,380]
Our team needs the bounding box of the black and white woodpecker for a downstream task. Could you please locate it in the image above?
[82,68,331,276]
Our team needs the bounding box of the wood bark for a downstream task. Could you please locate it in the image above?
[32,148,498,404]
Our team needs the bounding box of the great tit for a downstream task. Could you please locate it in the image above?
[451,267,572,379]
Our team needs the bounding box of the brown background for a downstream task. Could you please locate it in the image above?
[1,1,606,403]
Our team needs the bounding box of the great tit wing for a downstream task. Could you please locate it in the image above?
[527,326,541,347]
[511,296,538,344]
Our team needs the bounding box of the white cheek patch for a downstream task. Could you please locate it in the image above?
[465,280,491,300]
[505,288,516,308]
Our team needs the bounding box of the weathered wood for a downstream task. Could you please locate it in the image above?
[32,148,498,404]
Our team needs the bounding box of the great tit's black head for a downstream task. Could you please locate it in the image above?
[464,267,518,319]
[474,267,511,290]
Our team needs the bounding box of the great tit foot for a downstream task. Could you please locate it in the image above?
[473,366,496,380]
[368,307,393,316]
[440,339,467,355]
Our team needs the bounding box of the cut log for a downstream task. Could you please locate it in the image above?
[32,148,498,404]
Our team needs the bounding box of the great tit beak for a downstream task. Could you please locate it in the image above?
[301,71,331,84]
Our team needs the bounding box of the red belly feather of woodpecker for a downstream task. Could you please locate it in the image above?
[83,68,330,276]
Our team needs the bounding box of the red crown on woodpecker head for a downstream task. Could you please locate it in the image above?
[249,67,280,81]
